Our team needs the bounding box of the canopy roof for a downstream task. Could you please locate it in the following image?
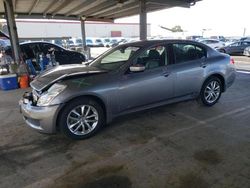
[0,0,200,22]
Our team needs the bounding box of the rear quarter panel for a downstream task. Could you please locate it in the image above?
[203,52,236,91]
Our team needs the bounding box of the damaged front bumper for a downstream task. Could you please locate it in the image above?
[19,92,61,134]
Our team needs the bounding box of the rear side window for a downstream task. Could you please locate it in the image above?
[172,43,206,64]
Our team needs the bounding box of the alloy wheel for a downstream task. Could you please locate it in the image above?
[67,105,99,136]
[204,80,221,104]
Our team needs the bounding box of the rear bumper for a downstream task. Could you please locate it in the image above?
[19,99,61,134]
[225,67,236,90]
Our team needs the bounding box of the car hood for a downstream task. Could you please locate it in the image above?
[30,64,107,92]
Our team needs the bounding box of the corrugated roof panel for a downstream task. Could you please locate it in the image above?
[0,0,201,21]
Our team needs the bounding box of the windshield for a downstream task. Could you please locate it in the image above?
[90,45,140,71]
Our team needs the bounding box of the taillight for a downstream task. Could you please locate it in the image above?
[230,58,235,64]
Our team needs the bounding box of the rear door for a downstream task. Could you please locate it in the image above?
[169,43,207,97]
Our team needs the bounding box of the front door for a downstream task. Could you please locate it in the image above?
[118,45,174,113]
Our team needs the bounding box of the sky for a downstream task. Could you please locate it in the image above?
[116,0,250,37]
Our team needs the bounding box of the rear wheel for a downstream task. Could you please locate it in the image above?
[58,97,105,140]
[199,77,222,106]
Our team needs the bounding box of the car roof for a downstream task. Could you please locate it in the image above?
[231,40,250,44]
[20,41,65,49]
[121,39,209,47]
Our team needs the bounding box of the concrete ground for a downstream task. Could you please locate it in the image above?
[0,56,250,188]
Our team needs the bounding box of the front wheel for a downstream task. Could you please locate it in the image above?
[199,77,222,106]
[58,97,105,140]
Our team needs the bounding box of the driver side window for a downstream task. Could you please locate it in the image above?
[134,45,167,70]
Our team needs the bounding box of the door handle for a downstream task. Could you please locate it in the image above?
[200,62,207,68]
[163,72,171,77]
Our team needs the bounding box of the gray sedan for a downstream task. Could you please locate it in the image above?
[218,41,250,55]
[20,40,236,139]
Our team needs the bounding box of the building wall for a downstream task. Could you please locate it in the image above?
[3,20,151,39]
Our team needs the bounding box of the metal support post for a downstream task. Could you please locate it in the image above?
[139,0,147,40]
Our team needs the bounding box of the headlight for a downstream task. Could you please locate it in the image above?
[37,83,66,106]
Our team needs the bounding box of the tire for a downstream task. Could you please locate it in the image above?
[199,76,222,106]
[58,97,105,140]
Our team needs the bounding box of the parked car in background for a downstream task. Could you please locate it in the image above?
[240,37,250,41]
[51,39,63,47]
[224,38,239,46]
[186,35,203,41]
[94,38,104,47]
[243,46,250,57]
[5,41,86,65]
[116,39,129,46]
[106,38,120,47]
[69,38,83,47]
[66,40,75,48]
[85,38,104,47]
[101,38,111,47]
[199,39,225,49]
[210,36,226,42]
[20,40,236,139]
[218,41,250,55]
[0,39,10,49]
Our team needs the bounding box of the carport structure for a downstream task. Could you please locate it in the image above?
[0,0,200,63]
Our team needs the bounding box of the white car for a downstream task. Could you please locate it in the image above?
[86,38,104,47]
[101,38,111,47]
[69,38,83,47]
[199,39,225,49]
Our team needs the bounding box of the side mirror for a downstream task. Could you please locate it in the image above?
[129,65,145,72]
